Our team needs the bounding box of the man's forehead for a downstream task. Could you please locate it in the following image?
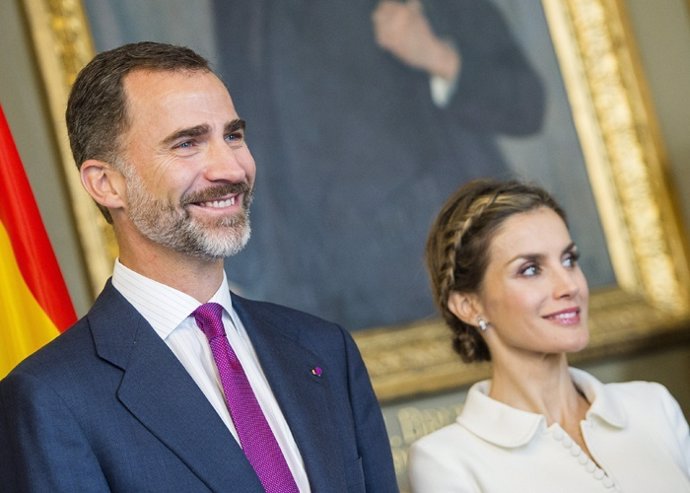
[124,66,211,82]
[123,69,234,117]
[123,68,222,96]
[118,70,239,149]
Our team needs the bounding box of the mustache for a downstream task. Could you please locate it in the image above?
[182,182,253,206]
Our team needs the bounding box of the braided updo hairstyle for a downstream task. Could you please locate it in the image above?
[425,178,566,363]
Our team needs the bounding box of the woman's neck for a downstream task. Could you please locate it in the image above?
[489,353,594,459]
[489,353,582,424]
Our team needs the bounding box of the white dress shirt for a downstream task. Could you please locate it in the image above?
[112,260,311,492]
[408,368,690,492]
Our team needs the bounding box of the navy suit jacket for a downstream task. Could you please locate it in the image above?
[0,282,398,492]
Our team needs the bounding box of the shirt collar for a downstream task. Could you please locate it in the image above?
[570,367,627,428]
[111,259,234,340]
[457,368,628,448]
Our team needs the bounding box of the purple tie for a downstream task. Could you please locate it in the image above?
[193,303,299,493]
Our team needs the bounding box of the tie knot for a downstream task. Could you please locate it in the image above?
[193,302,226,340]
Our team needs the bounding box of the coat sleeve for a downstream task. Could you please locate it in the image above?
[407,433,479,493]
[342,329,400,492]
[0,369,110,492]
[432,0,546,135]
[657,383,690,476]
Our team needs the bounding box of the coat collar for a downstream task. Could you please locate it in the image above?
[458,368,628,448]
[572,367,627,428]
[89,282,265,492]
[90,282,346,491]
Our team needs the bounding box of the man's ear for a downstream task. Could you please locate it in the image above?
[80,159,126,212]
[447,291,482,327]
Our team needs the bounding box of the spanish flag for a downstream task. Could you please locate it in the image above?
[0,105,76,378]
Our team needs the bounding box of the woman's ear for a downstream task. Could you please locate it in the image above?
[80,159,126,212]
[447,291,482,327]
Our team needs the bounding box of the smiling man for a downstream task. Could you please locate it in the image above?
[0,42,397,493]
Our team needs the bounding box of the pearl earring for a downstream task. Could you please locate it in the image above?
[477,318,489,331]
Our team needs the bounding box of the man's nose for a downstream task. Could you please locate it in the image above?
[204,140,249,182]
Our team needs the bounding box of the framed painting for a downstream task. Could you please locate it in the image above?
[21,0,690,403]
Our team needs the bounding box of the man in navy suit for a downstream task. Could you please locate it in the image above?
[0,41,397,492]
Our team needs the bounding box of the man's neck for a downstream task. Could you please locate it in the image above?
[118,245,225,303]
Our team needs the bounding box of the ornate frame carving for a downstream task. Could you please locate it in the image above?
[22,0,690,403]
[21,0,116,293]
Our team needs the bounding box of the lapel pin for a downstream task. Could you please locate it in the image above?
[311,366,323,377]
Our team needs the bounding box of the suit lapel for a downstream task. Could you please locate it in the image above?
[233,297,348,491]
[89,284,264,492]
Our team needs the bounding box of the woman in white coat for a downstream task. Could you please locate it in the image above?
[409,179,690,492]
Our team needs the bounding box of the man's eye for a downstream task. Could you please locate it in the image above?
[226,132,244,142]
[175,140,194,149]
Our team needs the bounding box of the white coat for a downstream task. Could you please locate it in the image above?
[408,368,690,492]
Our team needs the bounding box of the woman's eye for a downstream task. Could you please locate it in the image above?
[520,264,539,277]
[563,251,580,268]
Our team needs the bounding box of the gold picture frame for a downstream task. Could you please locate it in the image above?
[21,0,690,404]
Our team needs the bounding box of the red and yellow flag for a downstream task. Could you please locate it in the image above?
[0,105,76,378]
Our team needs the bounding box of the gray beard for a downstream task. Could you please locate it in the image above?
[125,171,252,260]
